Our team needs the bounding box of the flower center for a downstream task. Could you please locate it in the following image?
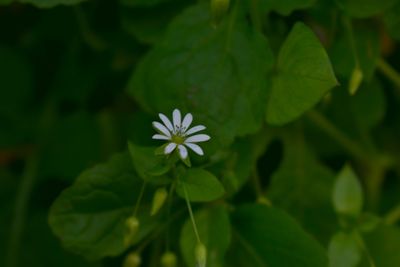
[171,134,185,145]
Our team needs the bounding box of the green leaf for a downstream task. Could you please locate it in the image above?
[384,2,400,41]
[176,168,225,202]
[180,206,231,267]
[268,133,336,243]
[335,0,399,18]
[333,165,363,217]
[128,142,171,184]
[228,204,329,267]
[17,0,86,8]
[262,0,317,15]
[128,3,274,147]
[328,232,361,267]
[266,22,338,125]
[49,153,154,260]
[363,224,400,267]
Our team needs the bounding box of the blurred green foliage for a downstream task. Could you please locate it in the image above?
[1,0,400,267]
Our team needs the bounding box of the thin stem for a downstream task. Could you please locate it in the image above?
[6,155,39,267]
[377,58,400,89]
[307,110,367,161]
[6,101,56,267]
[182,182,201,243]
[136,207,186,254]
[384,203,400,225]
[165,181,176,251]
[133,182,147,216]
[355,232,377,267]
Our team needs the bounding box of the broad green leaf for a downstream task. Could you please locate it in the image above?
[176,168,225,202]
[268,133,336,243]
[228,204,328,267]
[363,224,400,267]
[266,22,338,125]
[180,206,231,267]
[384,2,400,41]
[128,3,274,148]
[328,232,361,267]
[333,165,363,217]
[17,0,86,8]
[128,142,171,184]
[23,211,100,267]
[49,153,155,260]
[262,0,317,15]
[335,0,398,18]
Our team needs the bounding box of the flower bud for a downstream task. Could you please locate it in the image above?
[123,252,141,267]
[150,187,168,216]
[195,242,207,267]
[161,251,177,267]
[349,67,363,95]
[211,0,230,25]
[124,216,140,246]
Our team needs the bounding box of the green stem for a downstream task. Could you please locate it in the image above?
[307,110,367,161]
[165,181,176,251]
[6,101,56,267]
[384,204,400,225]
[377,58,400,89]
[6,155,39,267]
[355,232,377,267]
[133,182,147,216]
[182,182,201,243]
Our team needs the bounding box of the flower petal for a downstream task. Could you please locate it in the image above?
[178,145,188,159]
[181,113,193,130]
[185,125,206,136]
[172,109,181,131]
[185,143,204,155]
[164,143,177,154]
[185,134,210,143]
[152,121,171,137]
[159,113,174,132]
[152,134,170,140]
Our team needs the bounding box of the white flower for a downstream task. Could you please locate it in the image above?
[152,109,210,159]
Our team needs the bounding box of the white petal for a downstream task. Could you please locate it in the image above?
[178,145,188,159]
[152,122,171,137]
[159,113,174,132]
[185,143,204,155]
[172,109,181,131]
[152,134,170,140]
[185,134,210,143]
[185,125,206,136]
[181,113,193,130]
[164,143,177,154]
